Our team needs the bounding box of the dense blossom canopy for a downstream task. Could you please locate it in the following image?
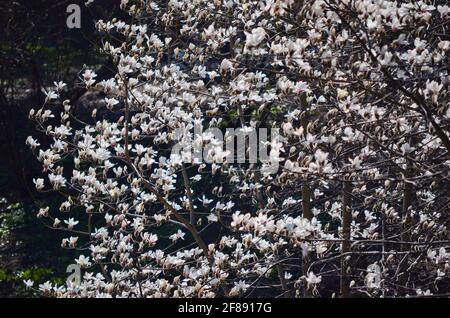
[27,0,449,298]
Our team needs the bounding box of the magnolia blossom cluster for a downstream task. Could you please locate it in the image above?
[26,0,449,297]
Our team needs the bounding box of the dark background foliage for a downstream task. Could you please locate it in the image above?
[0,0,117,297]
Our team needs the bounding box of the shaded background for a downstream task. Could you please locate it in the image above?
[0,0,118,297]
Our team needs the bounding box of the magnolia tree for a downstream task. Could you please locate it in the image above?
[26,0,449,298]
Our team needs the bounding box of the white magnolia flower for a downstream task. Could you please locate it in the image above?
[220,58,233,73]
[75,255,92,268]
[82,69,97,86]
[26,136,40,149]
[37,207,49,218]
[39,281,53,293]
[245,27,266,48]
[23,279,34,289]
[305,272,322,288]
[207,213,219,223]
[54,81,67,91]
[199,195,213,206]
[44,90,58,102]
[229,280,249,296]
[64,218,79,230]
[169,229,186,242]
[105,97,119,110]
[33,178,45,191]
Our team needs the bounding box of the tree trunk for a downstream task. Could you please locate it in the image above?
[340,180,352,298]
[300,93,313,297]
[397,167,413,295]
